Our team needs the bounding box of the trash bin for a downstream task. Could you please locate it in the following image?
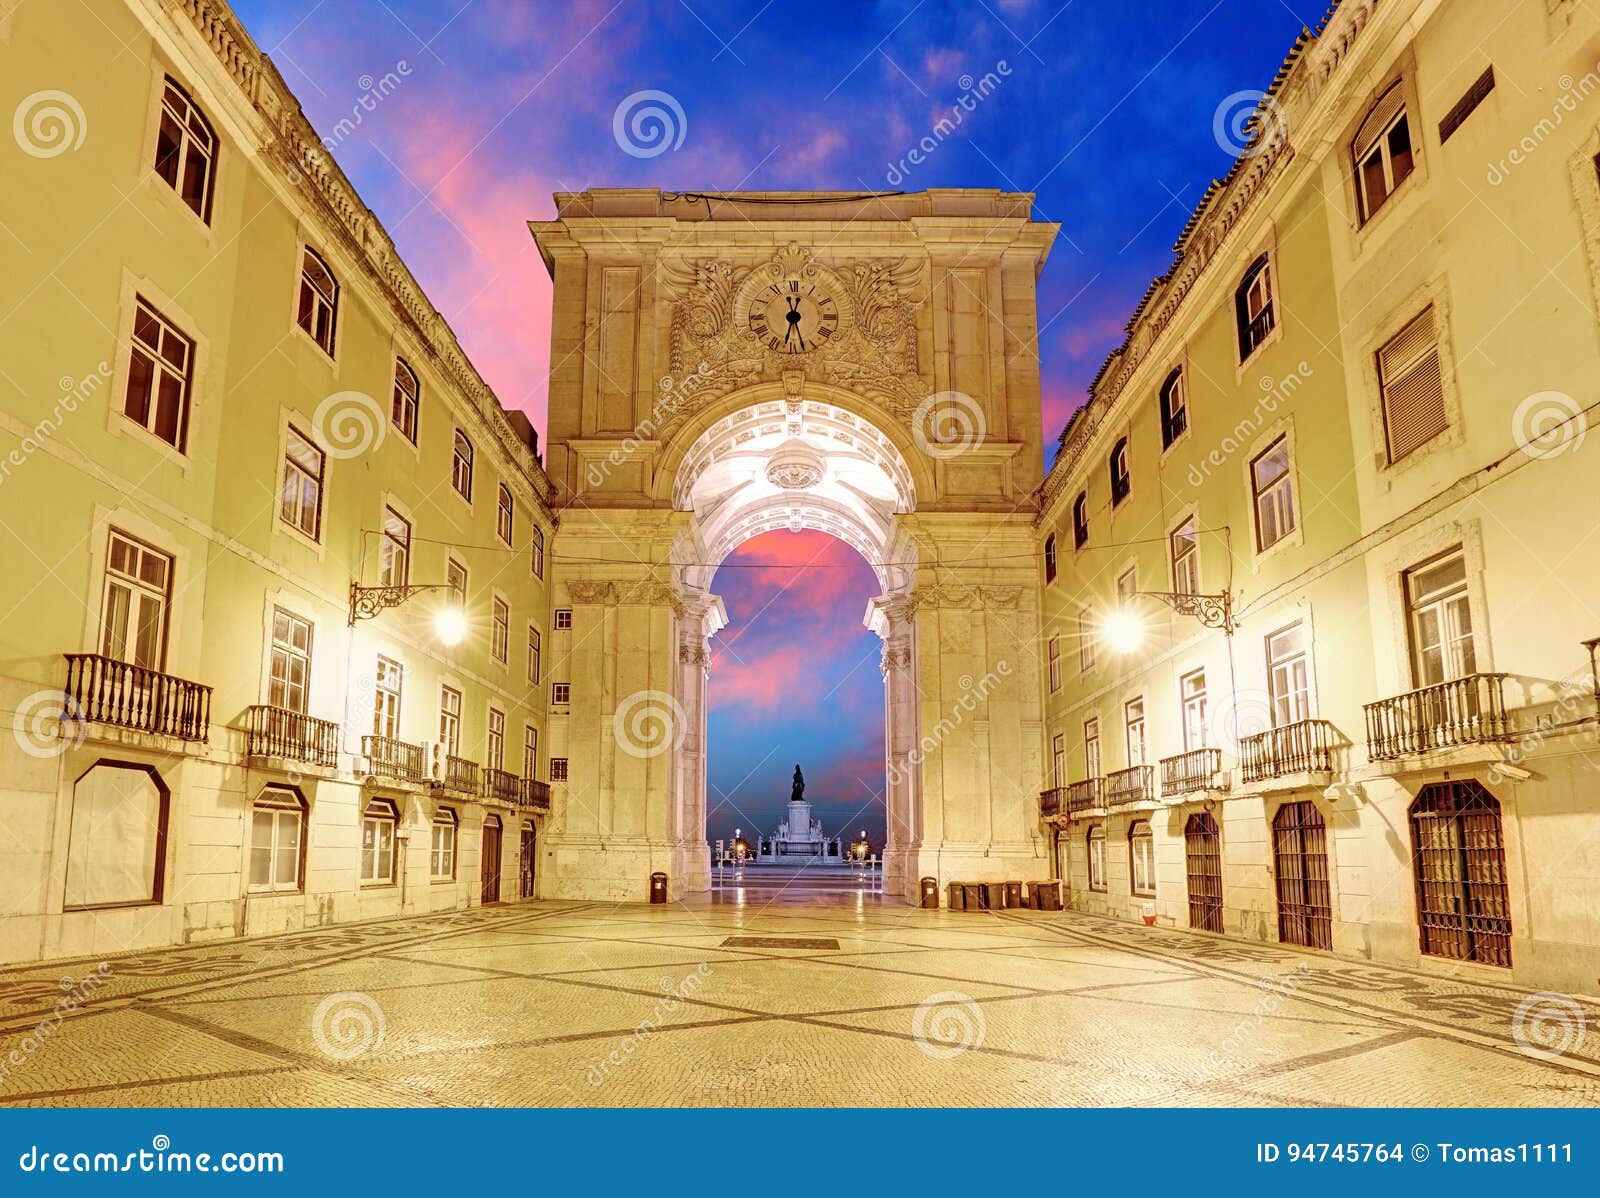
[947,881,966,911]
[1030,880,1063,911]
[982,881,1006,910]
[649,871,668,904]
[961,881,984,910]
[920,876,939,909]
[1003,880,1024,908]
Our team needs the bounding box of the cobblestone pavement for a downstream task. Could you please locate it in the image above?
[0,896,1596,1107]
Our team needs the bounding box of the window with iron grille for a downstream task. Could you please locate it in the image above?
[1158,367,1187,448]
[1048,634,1061,693]
[1409,780,1511,967]
[1439,67,1494,145]
[1109,439,1131,505]
[1250,436,1296,551]
[154,78,217,223]
[100,530,171,670]
[551,682,570,705]
[1087,825,1106,891]
[550,757,569,782]
[554,608,572,630]
[438,685,462,758]
[1235,253,1275,361]
[297,249,338,356]
[497,484,514,545]
[392,359,419,442]
[1273,800,1332,950]
[451,429,474,501]
[1353,83,1414,223]
[1043,534,1057,582]
[1170,517,1199,595]
[125,297,194,452]
[531,526,545,579]
[279,425,325,541]
[1129,821,1155,896]
[267,607,312,714]
[1378,306,1447,463]
[1071,492,1089,549]
[380,507,410,587]
[1184,811,1224,932]
[249,786,305,894]
[491,597,510,664]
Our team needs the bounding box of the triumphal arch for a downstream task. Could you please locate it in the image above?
[529,190,1057,903]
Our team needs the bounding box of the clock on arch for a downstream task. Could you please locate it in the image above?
[746,275,840,355]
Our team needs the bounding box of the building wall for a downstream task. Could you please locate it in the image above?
[0,0,555,965]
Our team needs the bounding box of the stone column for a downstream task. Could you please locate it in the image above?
[867,593,919,901]
[673,588,725,893]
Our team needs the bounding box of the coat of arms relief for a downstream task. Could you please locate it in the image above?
[656,242,926,433]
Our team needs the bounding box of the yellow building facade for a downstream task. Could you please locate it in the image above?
[0,0,556,964]
[1039,0,1600,994]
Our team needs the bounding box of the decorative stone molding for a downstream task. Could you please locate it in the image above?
[906,583,1024,616]
[566,578,687,617]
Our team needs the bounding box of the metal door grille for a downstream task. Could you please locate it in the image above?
[1184,812,1224,933]
[1273,800,1332,949]
[1410,781,1511,966]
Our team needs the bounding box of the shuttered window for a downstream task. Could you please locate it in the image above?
[1378,307,1446,463]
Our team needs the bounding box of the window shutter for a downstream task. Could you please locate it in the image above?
[1354,83,1406,159]
[1379,307,1447,462]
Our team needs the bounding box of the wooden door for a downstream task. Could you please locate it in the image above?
[519,824,537,899]
[480,816,502,905]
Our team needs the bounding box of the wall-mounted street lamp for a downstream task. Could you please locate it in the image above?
[348,581,469,646]
[1100,589,1236,654]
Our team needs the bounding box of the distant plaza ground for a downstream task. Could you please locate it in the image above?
[1,896,1595,1108]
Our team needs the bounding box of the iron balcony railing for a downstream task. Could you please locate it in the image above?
[63,653,211,742]
[245,705,339,767]
[1161,748,1224,795]
[442,754,479,794]
[484,767,519,803]
[1104,765,1155,808]
[362,735,424,783]
[1039,786,1066,820]
[1240,719,1338,783]
[518,778,551,812]
[1364,673,1511,761]
[1065,777,1103,816]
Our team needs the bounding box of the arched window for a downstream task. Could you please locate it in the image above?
[297,248,338,356]
[1128,820,1155,896]
[1184,812,1223,932]
[154,77,217,223]
[1158,367,1187,448]
[451,429,474,501]
[1071,492,1089,549]
[1410,781,1510,966]
[1086,825,1106,891]
[392,358,419,442]
[1109,439,1131,505]
[1352,82,1414,223]
[531,525,545,579]
[249,785,306,894]
[1273,800,1331,949]
[360,798,399,886]
[496,483,514,545]
[1043,533,1057,582]
[1234,253,1274,361]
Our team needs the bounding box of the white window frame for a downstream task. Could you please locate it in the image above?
[267,607,312,713]
[439,685,462,758]
[1048,634,1061,693]
[496,483,514,546]
[1250,435,1297,553]
[451,429,474,501]
[1129,821,1155,897]
[248,787,304,894]
[392,358,420,443]
[279,424,325,542]
[99,529,172,670]
[296,248,339,358]
[491,596,510,664]
[359,801,397,886]
[1124,697,1146,768]
[1171,516,1200,595]
[373,655,403,739]
[1087,825,1107,892]
[430,810,457,880]
[1266,622,1312,727]
[1180,669,1207,752]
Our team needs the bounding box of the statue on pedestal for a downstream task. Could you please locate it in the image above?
[791,764,805,802]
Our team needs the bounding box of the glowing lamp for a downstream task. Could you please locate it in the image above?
[1101,608,1146,654]
[434,606,469,647]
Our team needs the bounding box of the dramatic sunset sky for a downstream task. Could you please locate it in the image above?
[231,0,1307,842]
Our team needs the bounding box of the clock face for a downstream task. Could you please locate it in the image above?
[747,278,839,354]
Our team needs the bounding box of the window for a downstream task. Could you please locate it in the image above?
[1115,567,1137,605]
[1083,716,1102,779]
[451,429,474,501]
[1439,67,1494,145]
[1129,821,1155,896]
[1158,367,1187,448]
[1235,253,1275,361]
[1071,493,1089,549]
[1180,669,1207,752]
[1087,826,1106,891]
[1170,517,1199,596]
[527,626,541,686]
[430,808,457,880]
[1048,634,1061,693]
[249,787,304,893]
[279,425,325,541]
[1124,697,1146,767]
[360,798,398,885]
[1109,439,1131,505]
[1405,548,1475,687]
[380,507,410,587]
[523,727,539,780]
[551,682,571,706]
[153,78,216,222]
[1266,623,1311,727]
[63,761,169,909]
[1377,307,1446,463]
[1250,436,1296,551]
[124,297,193,451]
[1051,733,1066,789]
[496,484,514,545]
[487,707,505,771]
[373,656,403,739]
[531,526,545,579]
[550,757,569,782]
[392,358,419,443]
[491,597,510,664]
[1078,610,1096,672]
[553,607,572,630]
[1273,800,1332,950]
[1043,534,1057,583]
[296,248,338,356]
[1184,812,1224,932]
[1409,780,1511,966]
[439,686,462,757]
[100,531,171,669]
[1353,83,1414,222]
[267,608,312,713]
[446,557,468,607]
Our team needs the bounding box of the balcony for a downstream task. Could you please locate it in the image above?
[1104,765,1155,809]
[245,705,339,768]
[1240,719,1338,784]
[1160,748,1225,796]
[63,653,211,742]
[362,735,424,784]
[1364,673,1511,762]
[1039,786,1067,821]
[483,767,519,803]
[518,778,551,813]
[1065,777,1104,817]
[441,754,479,794]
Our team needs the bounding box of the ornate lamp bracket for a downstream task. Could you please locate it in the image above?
[348,581,453,626]
[1138,590,1235,635]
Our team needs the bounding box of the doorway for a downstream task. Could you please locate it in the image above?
[480,815,502,905]
[519,822,537,899]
